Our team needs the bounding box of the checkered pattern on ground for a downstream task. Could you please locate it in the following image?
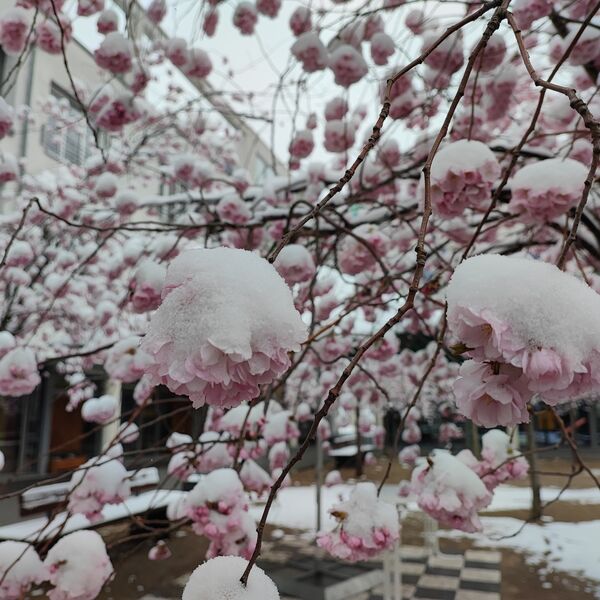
[257,538,501,600]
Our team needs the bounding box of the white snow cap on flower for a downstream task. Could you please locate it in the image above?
[118,421,139,443]
[508,158,588,222]
[166,431,193,450]
[182,555,279,600]
[446,254,600,373]
[81,394,118,424]
[411,449,492,532]
[0,541,46,600]
[274,244,315,285]
[68,455,130,521]
[44,530,113,600]
[317,481,399,561]
[140,247,307,409]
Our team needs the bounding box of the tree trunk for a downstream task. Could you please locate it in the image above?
[527,419,542,521]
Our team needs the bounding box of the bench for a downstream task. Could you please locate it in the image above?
[0,488,185,542]
[19,467,160,517]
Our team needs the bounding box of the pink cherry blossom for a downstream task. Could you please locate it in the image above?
[165,37,188,66]
[44,530,113,600]
[289,129,314,159]
[274,244,315,285]
[77,0,104,16]
[453,360,531,428]
[187,468,257,559]
[147,0,166,24]
[289,6,311,36]
[203,8,218,36]
[329,44,368,87]
[148,540,171,561]
[508,158,588,223]
[338,224,390,275]
[0,97,14,139]
[233,2,258,35]
[94,32,132,74]
[184,48,212,79]
[0,347,40,397]
[0,541,47,600]
[512,0,552,29]
[291,31,328,73]
[370,32,395,65]
[67,456,131,522]
[216,194,251,224]
[430,140,500,217]
[399,444,420,467]
[97,9,118,34]
[317,482,399,561]
[411,450,492,532]
[0,8,29,56]
[104,336,151,383]
[81,394,118,424]
[36,18,69,54]
[324,119,355,153]
[130,260,165,313]
[140,248,306,409]
[256,0,281,18]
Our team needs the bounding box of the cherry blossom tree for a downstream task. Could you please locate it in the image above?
[0,0,599,596]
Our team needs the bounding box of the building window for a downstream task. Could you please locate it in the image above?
[41,84,97,167]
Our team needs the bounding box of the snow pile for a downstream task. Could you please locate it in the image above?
[508,158,588,223]
[429,140,500,217]
[186,468,257,559]
[411,450,492,532]
[0,541,46,599]
[44,530,113,600]
[68,456,131,522]
[182,556,279,600]
[448,254,600,426]
[317,481,399,561]
[140,248,307,408]
[81,394,118,424]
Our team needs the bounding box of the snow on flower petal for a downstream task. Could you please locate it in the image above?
[182,555,279,600]
[140,247,307,409]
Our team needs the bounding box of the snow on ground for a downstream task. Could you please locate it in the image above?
[249,483,600,531]
[250,482,600,595]
[441,517,600,595]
